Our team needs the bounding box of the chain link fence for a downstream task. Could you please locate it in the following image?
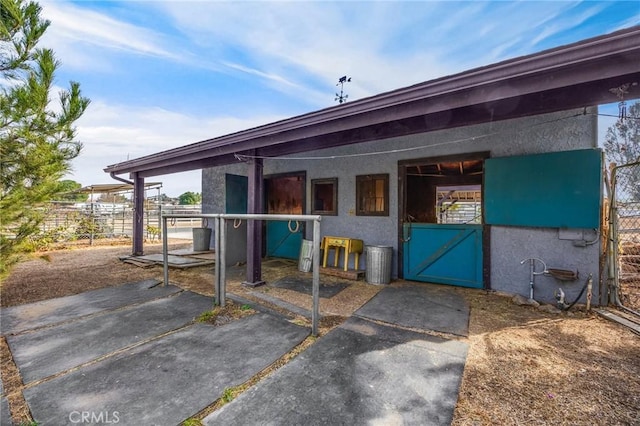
[610,161,640,311]
[30,203,201,250]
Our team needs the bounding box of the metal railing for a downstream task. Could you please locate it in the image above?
[161,213,323,335]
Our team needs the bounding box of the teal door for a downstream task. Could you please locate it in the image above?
[225,174,247,214]
[400,156,485,288]
[403,223,483,288]
[265,172,305,260]
[266,221,303,259]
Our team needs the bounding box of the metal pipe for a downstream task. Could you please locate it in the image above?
[520,257,547,300]
[586,274,593,311]
[312,219,321,336]
[528,259,534,299]
[109,172,133,185]
[161,212,323,333]
[162,215,169,287]
[219,217,226,307]
[214,217,221,306]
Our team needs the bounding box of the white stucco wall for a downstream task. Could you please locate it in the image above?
[202,108,600,304]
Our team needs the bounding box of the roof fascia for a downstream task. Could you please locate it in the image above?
[105,26,640,176]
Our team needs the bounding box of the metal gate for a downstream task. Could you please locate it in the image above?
[609,161,640,310]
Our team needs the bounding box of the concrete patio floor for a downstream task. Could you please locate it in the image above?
[1,279,469,425]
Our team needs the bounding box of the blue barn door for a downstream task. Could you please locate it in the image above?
[265,172,305,259]
[400,156,485,288]
[403,223,483,288]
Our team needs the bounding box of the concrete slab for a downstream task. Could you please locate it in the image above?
[269,276,349,298]
[1,397,10,426]
[205,316,468,425]
[168,248,214,256]
[132,253,214,268]
[0,280,179,335]
[8,291,213,384]
[24,313,309,425]
[355,285,470,336]
[249,291,313,319]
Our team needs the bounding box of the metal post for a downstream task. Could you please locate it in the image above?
[90,188,94,246]
[214,217,222,306]
[157,187,162,241]
[219,217,227,307]
[609,164,621,305]
[312,219,321,336]
[162,215,169,287]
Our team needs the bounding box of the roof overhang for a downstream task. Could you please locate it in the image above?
[105,26,640,179]
[76,183,163,194]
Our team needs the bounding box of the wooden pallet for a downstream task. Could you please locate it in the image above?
[320,266,364,281]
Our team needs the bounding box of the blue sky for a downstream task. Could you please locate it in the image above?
[40,0,640,197]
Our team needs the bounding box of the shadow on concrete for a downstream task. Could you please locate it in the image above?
[7,291,213,384]
[0,279,178,335]
[204,316,468,425]
[24,313,309,425]
[269,276,350,298]
[355,284,470,336]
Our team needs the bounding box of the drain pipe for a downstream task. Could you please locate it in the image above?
[110,172,133,185]
[520,257,547,300]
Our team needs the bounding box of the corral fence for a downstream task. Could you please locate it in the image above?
[33,202,202,248]
[609,160,640,312]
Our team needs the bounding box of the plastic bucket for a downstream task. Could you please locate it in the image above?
[365,246,392,285]
[298,239,313,272]
[192,227,212,252]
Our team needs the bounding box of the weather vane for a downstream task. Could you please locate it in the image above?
[335,76,351,104]
[609,82,638,121]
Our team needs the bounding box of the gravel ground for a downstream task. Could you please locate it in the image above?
[1,243,639,425]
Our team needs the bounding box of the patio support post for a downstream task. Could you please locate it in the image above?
[132,172,145,256]
[243,157,265,287]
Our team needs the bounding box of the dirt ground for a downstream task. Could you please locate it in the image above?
[2,243,639,425]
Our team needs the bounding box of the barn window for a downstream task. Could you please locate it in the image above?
[356,174,389,216]
[311,178,338,215]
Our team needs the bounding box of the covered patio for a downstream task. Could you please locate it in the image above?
[104,27,640,286]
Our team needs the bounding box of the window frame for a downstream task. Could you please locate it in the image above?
[356,173,389,216]
[310,178,338,216]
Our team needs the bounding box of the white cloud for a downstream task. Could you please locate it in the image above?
[65,99,287,195]
[76,100,285,161]
[39,0,182,71]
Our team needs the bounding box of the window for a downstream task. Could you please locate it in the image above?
[436,185,482,224]
[311,178,338,215]
[356,174,389,216]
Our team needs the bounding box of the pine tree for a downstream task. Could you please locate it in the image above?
[1,0,90,276]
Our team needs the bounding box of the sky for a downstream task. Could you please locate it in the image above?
[36,0,640,197]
